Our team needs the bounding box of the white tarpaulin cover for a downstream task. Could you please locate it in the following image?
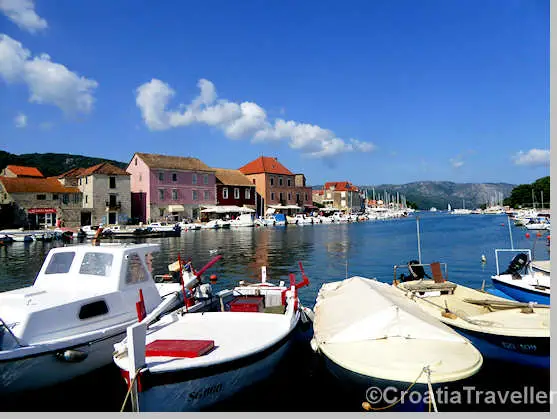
[201,206,255,213]
[313,276,465,345]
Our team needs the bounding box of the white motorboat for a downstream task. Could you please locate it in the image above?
[201,220,220,230]
[312,276,483,411]
[0,243,185,394]
[148,222,180,233]
[229,213,254,228]
[394,261,550,369]
[113,264,312,411]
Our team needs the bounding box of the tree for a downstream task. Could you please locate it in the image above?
[503,177,550,208]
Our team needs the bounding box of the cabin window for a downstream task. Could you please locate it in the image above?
[79,253,114,276]
[203,174,209,185]
[245,189,250,199]
[37,194,46,200]
[192,174,197,185]
[45,252,76,274]
[172,173,177,182]
[79,300,109,320]
[204,190,210,200]
[234,188,240,199]
[223,188,228,199]
[125,253,148,284]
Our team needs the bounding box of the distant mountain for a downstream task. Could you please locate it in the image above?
[313,181,516,210]
[0,151,128,177]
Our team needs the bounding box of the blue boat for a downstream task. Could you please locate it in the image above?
[490,249,550,305]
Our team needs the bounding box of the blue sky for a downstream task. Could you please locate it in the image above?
[0,0,549,186]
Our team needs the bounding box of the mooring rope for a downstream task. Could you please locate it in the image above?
[120,368,142,412]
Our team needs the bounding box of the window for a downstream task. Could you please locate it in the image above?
[287,178,291,187]
[109,177,116,189]
[279,177,283,186]
[192,190,198,201]
[252,179,256,184]
[85,177,88,184]
[158,172,164,182]
[159,189,165,200]
[203,174,208,185]
[79,178,82,186]
[79,300,109,320]
[271,192,275,200]
[305,193,308,201]
[279,192,283,201]
[62,194,69,204]
[172,173,177,182]
[204,190,210,200]
[159,208,164,217]
[234,188,240,199]
[45,252,75,274]
[80,253,114,276]
[326,192,332,199]
[270,176,274,186]
[296,193,300,203]
[139,174,142,182]
[172,189,178,200]
[223,187,228,199]
[37,194,46,200]
[341,191,346,198]
[245,189,251,199]
[288,193,291,201]
[74,194,80,204]
[135,157,138,166]
[192,174,197,185]
[52,194,59,200]
[125,253,148,284]
[85,195,88,204]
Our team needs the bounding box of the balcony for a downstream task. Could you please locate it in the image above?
[106,201,122,210]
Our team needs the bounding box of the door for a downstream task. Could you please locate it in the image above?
[108,212,117,224]
[81,212,92,226]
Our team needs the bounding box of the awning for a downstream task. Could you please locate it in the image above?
[28,208,56,214]
[168,205,185,212]
[201,205,255,214]
[268,205,301,210]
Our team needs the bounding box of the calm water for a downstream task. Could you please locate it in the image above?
[0,212,550,411]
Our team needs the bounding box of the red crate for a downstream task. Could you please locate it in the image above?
[229,296,264,312]
[145,339,215,358]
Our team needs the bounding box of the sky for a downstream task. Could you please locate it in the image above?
[0,0,550,186]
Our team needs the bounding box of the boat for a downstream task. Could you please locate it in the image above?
[0,243,188,394]
[229,213,254,228]
[113,263,312,411]
[524,218,550,231]
[201,220,220,229]
[490,249,550,305]
[311,276,483,411]
[393,261,550,369]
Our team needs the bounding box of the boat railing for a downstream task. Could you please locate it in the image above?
[494,249,532,276]
[0,316,24,349]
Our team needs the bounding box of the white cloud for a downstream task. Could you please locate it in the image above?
[512,149,550,167]
[0,0,47,33]
[135,78,375,158]
[450,158,464,168]
[0,34,98,114]
[14,112,26,127]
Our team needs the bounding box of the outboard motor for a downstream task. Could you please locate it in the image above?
[400,260,431,282]
[502,253,529,279]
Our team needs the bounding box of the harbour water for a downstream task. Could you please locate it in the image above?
[0,212,550,411]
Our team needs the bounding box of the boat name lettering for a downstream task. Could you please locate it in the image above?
[188,383,223,401]
[501,342,537,352]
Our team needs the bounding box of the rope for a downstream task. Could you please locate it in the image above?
[362,367,426,411]
[120,368,142,412]
[425,366,439,412]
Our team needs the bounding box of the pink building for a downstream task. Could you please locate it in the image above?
[127,153,216,223]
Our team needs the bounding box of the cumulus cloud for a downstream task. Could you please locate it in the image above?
[512,149,550,167]
[0,0,47,33]
[14,112,26,127]
[449,158,464,168]
[0,34,98,114]
[135,78,375,158]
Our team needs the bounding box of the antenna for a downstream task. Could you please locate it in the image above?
[416,216,422,264]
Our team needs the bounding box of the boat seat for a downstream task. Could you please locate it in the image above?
[145,339,215,358]
[263,305,286,314]
[404,282,457,294]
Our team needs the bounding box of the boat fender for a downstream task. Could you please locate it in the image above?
[310,338,319,353]
[56,349,88,363]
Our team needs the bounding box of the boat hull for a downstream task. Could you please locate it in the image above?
[491,277,550,305]
[133,325,297,411]
[0,331,125,394]
[449,326,549,369]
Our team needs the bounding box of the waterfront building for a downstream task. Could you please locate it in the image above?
[127,153,216,223]
[0,175,82,228]
[214,168,256,209]
[58,163,131,226]
[238,156,313,216]
[321,181,362,212]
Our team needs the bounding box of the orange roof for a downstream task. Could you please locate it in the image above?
[324,181,359,192]
[0,176,80,193]
[57,167,85,178]
[239,157,293,175]
[5,165,44,178]
[80,162,129,176]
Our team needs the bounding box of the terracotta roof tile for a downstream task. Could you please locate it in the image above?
[57,167,85,178]
[0,177,80,193]
[324,181,359,192]
[5,165,44,178]
[238,156,293,175]
[214,168,254,186]
[134,153,214,172]
[79,162,130,176]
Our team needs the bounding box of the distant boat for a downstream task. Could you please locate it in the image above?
[429,207,437,212]
[448,203,452,212]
